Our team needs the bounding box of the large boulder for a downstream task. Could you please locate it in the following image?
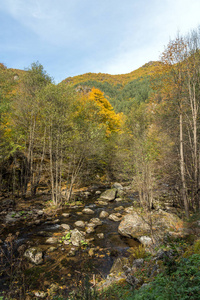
[24,247,43,265]
[118,213,149,238]
[118,210,183,243]
[100,188,117,201]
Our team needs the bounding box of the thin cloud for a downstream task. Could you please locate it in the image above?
[1,0,200,82]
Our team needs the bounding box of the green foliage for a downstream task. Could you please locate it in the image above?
[133,254,200,300]
[59,232,71,243]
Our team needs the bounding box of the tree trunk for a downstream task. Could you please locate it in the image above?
[180,111,189,218]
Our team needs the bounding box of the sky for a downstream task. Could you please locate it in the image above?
[1,0,200,83]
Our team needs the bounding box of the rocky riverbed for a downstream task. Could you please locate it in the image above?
[1,183,197,299]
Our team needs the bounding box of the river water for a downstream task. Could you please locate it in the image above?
[1,190,139,295]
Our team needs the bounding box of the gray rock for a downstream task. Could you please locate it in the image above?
[87,223,98,229]
[138,236,152,246]
[74,220,86,228]
[60,224,70,230]
[99,211,109,218]
[124,206,134,213]
[112,182,123,190]
[82,208,95,215]
[86,227,95,234]
[46,237,59,244]
[118,213,149,238]
[115,198,123,202]
[100,188,117,201]
[89,218,102,226]
[5,212,18,223]
[24,247,43,265]
[109,214,121,222]
[70,229,85,246]
[132,259,144,269]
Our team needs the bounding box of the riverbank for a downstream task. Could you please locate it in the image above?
[0,183,200,299]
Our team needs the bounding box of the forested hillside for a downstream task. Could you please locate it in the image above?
[1,28,200,217]
[62,61,159,113]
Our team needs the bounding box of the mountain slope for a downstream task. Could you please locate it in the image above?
[62,61,161,87]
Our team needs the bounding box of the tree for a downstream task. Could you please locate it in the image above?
[12,62,52,196]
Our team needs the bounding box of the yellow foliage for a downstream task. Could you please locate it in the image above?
[77,87,123,135]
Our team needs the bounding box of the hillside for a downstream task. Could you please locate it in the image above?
[61,61,161,113]
[62,61,161,87]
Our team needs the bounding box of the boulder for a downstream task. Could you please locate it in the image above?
[74,220,86,228]
[118,213,150,238]
[100,188,117,201]
[118,210,183,243]
[24,247,43,265]
[99,211,109,218]
[82,208,95,215]
[70,229,85,246]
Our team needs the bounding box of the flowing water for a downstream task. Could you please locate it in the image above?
[1,190,139,295]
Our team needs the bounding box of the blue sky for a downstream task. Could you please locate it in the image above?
[1,0,200,83]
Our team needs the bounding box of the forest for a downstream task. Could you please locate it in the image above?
[0,27,200,299]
